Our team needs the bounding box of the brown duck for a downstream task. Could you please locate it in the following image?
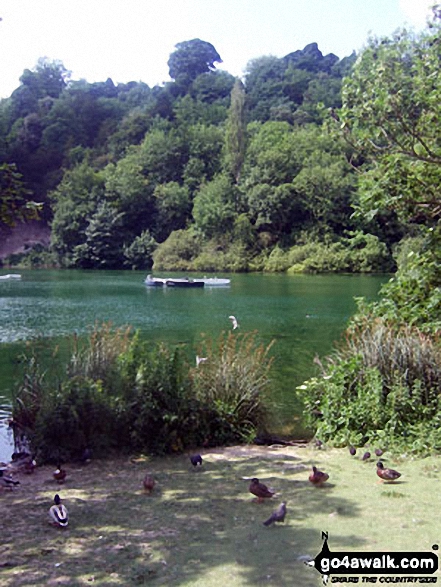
[249,478,275,503]
[143,473,155,493]
[53,465,67,483]
[309,465,329,486]
[376,461,401,482]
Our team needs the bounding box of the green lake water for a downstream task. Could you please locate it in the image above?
[0,269,389,462]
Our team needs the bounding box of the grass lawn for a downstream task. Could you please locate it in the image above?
[0,444,440,586]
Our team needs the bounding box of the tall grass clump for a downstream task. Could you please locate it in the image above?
[68,322,132,384]
[192,331,274,444]
[299,316,441,454]
[12,325,274,461]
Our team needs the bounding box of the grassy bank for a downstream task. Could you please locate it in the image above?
[1,445,440,586]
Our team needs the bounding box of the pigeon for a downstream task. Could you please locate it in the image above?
[362,451,371,462]
[228,315,239,330]
[309,465,329,486]
[376,461,401,482]
[263,502,287,526]
[249,478,275,503]
[190,454,203,467]
[349,446,356,456]
[375,448,384,457]
[49,494,68,527]
[0,470,20,489]
[143,473,155,493]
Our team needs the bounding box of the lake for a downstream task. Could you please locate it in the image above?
[0,269,389,462]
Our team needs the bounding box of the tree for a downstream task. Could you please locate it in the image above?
[123,230,156,270]
[223,79,247,183]
[338,14,441,225]
[167,39,222,90]
[0,162,41,226]
[192,175,236,238]
[10,58,69,118]
[50,162,105,262]
[73,202,125,269]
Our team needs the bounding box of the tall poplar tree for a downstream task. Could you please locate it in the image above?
[223,79,247,183]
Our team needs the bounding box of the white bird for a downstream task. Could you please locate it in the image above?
[49,494,69,527]
[228,315,239,330]
[196,355,208,367]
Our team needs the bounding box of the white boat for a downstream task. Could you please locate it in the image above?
[144,275,230,287]
[0,274,22,281]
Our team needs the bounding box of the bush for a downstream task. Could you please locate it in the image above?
[263,232,393,273]
[12,325,274,460]
[153,229,201,270]
[299,317,441,454]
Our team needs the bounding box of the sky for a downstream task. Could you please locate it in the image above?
[0,0,435,99]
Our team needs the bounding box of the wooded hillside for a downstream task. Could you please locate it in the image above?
[0,37,417,272]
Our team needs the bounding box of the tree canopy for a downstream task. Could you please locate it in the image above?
[167,39,222,90]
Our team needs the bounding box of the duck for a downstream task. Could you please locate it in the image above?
[53,465,67,483]
[23,458,37,474]
[190,454,203,468]
[0,470,20,489]
[376,461,401,482]
[263,502,287,526]
[143,473,155,493]
[249,478,275,503]
[49,494,69,527]
[309,465,329,486]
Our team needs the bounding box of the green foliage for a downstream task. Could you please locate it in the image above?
[192,332,274,443]
[339,16,441,225]
[192,174,237,238]
[0,162,41,227]
[123,230,156,270]
[12,324,273,460]
[167,39,222,90]
[152,229,201,271]
[299,318,441,454]
[72,202,125,269]
[361,227,441,333]
[50,162,105,263]
[223,79,247,182]
[263,231,392,273]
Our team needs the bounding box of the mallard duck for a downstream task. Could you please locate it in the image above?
[53,465,67,483]
[143,473,155,493]
[49,494,68,527]
[263,502,287,526]
[309,465,329,486]
[190,454,203,467]
[376,461,401,482]
[249,478,275,503]
[23,458,37,474]
[0,470,20,489]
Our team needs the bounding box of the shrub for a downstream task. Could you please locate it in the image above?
[299,317,441,454]
[12,325,274,460]
[153,229,201,270]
